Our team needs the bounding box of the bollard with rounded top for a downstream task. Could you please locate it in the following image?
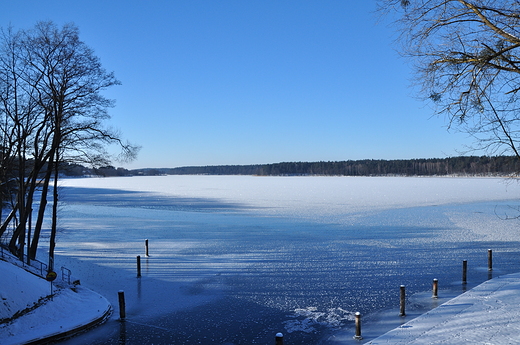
[488,249,493,271]
[145,239,149,257]
[118,290,126,320]
[462,260,468,284]
[399,285,406,316]
[137,255,141,277]
[275,332,284,345]
[432,278,438,299]
[354,312,363,340]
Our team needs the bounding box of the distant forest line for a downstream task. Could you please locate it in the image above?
[114,156,520,177]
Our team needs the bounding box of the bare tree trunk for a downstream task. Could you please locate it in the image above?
[48,157,59,272]
[0,203,17,238]
[12,136,26,259]
[29,158,53,260]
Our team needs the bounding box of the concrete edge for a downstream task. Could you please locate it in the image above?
[23,302,113,345]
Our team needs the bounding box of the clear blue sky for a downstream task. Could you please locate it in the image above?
[2,1,473,169]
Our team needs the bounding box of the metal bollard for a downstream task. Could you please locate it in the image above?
[488,249,493,271]
[137,255,141,277]
[399,285,406,316]
[145,239,149,257]
[354,312,363,340]
[462,260,468,284]
[275,332,284,345]
[118,290,126,319]
[432,278,438,299]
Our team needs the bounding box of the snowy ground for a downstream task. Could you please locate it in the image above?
[0,252,111,345]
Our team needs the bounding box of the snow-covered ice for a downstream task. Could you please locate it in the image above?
[4,175,520,344]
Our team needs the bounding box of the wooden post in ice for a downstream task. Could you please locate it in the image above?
[399,285,406,316]
[275,332,284,345]
[118,290,126,320]
[354,312,363,340]
[137,255,141,277]
[462,260,468,284]
[145,239,149,257]
[432,279,438,299]
[488,249,493,271]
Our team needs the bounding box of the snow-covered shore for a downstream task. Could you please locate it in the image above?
[326,272,520,344]
[366,272,520,344]
[0,255,111,345]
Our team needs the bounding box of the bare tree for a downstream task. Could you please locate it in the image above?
[380,0,520,160]
[0,22,139,267]
[0,26,48,260]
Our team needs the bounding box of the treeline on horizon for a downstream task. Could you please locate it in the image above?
[125,156,520,177]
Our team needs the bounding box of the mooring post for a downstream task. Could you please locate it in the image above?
[399,285,406,316]
[137,255,141,277]
[462,260,468,284]
[432,278,438,299]
[488,249,493,271]
[354,312,363,340]
[118,290,126,320]
[275,332,284,345]
[145,239,149,257]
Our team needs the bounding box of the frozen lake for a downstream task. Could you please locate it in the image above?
[50,175,520,344]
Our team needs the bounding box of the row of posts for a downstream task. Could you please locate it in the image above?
[119,241,494,343]
[119,240,150,318]
[352,249,494,341]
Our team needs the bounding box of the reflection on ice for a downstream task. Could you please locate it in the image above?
[52,176,520,344]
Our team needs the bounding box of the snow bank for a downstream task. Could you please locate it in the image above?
[0,255,111,345]
[0,259,50,321]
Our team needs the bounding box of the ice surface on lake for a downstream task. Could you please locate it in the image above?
[51,175,520,344]
[59,175,520,218]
